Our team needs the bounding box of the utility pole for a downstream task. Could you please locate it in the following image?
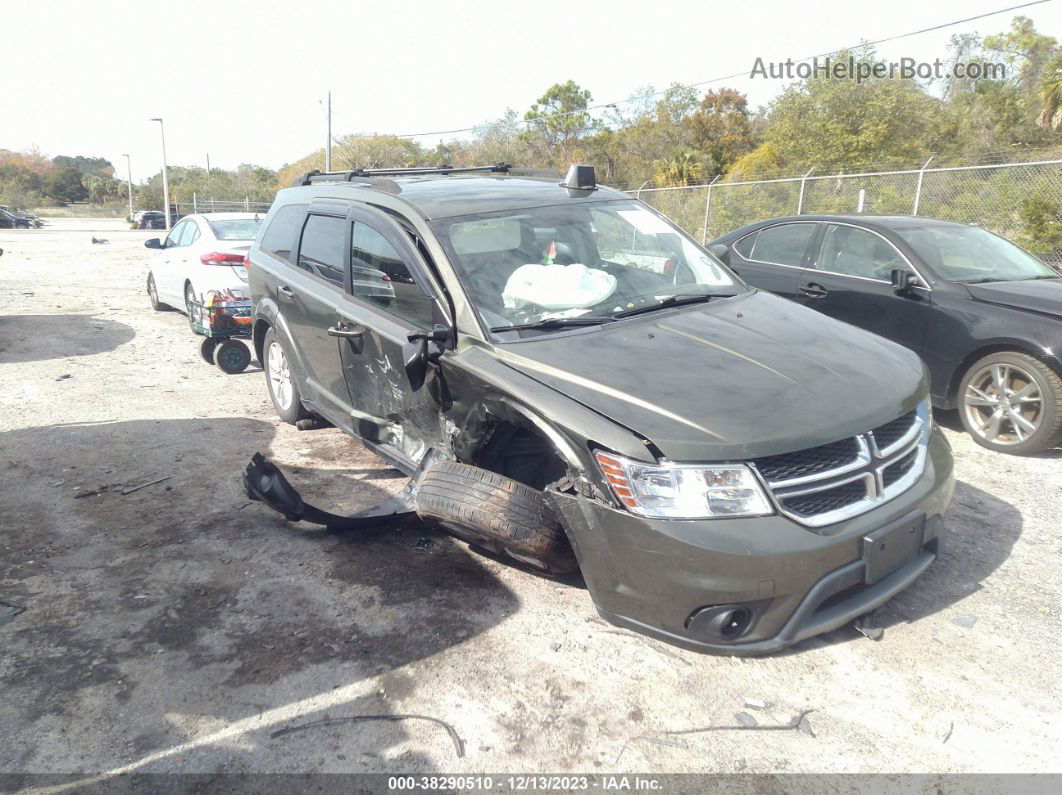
[206,153,211,174]
[121,153,133,220]
[325,90,332,172]
[150,117,171,231]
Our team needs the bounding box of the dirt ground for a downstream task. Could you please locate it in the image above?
[1,218,1060,780]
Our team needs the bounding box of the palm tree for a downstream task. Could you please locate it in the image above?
[654,150,704,187]
[1038,54,1062,130]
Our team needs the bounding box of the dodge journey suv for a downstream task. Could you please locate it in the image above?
[244,163,955,655]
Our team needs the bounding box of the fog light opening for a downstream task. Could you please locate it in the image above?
[720,608,751,638]
[687,604,756,643]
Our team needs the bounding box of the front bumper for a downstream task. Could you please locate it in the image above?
[547,429,955,655]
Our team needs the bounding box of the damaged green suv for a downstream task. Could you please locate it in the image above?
[244,164,955,655]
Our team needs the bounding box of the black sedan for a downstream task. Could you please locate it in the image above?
[709,215,1062,454]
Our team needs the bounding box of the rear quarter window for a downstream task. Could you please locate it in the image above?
[260,204,307,263]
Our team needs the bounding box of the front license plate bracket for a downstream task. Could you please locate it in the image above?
[862,513,926,585]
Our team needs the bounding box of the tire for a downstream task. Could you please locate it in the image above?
[262,327,309,424]
[147,273,170,311]
[184,281,196,315]
[215,339,251,374]
[199,337,218,365]
[958,351,1062,455]
[415,461,578,575]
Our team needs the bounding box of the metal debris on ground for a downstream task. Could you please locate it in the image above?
[121,476,172,495]
[854,613,885,641]
[951,615,978,629]
[412,537,436,552]
[735,712,758,727]
[744,698,770,710]
[270,713,465,758]
[943,720,954,743]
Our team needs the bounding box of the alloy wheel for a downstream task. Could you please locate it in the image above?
[962,363,1043,446]
[267,342,293,411]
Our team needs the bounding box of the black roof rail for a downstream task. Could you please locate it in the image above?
[296,162,515,186]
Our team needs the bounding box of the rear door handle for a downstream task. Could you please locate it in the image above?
[328,323,364,339]
[277,284,294,299]
[800,283,829,299]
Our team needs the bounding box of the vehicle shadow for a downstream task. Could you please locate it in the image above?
[0,314,135,364]
[786,479,1022,653]
[0,418,516,775]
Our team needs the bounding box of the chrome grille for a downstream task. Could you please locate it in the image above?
[750,403,930,528]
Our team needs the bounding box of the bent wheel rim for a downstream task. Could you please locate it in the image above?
[963,363,1043,446]
[267,342,293,411]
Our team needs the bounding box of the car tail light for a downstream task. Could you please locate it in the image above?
[200,251,245,265]
[242,253,251,270]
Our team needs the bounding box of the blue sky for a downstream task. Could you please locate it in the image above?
[3,0,1059,177]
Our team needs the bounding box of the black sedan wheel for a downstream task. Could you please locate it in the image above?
[959,352,1062,454]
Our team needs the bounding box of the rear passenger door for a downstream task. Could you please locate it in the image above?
[726,221,820,298]
[282,203,360,425]
[336,208,449,467]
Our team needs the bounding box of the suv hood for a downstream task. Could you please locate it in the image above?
[964,278,1062,319]
[495,292,926,461]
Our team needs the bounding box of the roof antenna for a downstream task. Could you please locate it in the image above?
[561,164,597,194]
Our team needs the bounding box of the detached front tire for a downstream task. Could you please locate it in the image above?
[262,327,309,424]
[415,461,578,575]
[959,351,1062,455]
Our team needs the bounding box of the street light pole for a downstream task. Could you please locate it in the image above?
[150,117,171,231]
[326,91,332,172]
[121,153,133,221]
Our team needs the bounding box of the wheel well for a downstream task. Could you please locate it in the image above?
[252,319,270,364]
[472,422,568,492]
[947,344,1059,401]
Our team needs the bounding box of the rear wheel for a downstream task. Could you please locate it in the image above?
[147,273,170,311]
[184,281,196,314]
[199,337,218,365]
[415,461,578,575]
[262,327,309,424]
[959,351,1062,454]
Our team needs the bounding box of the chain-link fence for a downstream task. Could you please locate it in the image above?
[634,158,1062,266]
[181,196,272,215]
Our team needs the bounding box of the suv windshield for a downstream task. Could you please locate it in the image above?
[209,218,262,241]
[896,225,1056,283]
[431,200,741,335]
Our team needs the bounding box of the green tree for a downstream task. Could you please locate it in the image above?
[45,166,89,204]
[1038,54,1062,130]
[654,149,703,186]
[522,80,595,164]
[687,88,756,175]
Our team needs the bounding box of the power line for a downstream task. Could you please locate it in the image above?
[390,0,1052,140]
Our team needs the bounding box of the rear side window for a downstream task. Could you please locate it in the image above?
[260,204,307,263]
[734,232,757,258]
[351,221,433,329]
[751,223,816,267]
[298,214,346,287]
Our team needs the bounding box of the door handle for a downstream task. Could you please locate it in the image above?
[328,323,364,339]
[800,283,829,299]
[277,284,294,300]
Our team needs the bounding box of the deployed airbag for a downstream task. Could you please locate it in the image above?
[502,263,617,310]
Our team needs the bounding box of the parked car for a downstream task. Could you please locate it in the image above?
[0,206,40,228]
[709,216,1062,455]
[144,212,263,313]
[241,164,954,655]
[136,211,169,230]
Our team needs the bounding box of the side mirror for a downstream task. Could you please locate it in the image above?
[890,269,918,293]
[707,243,730,261]
[402,325,452,391]
[144,237,162,249]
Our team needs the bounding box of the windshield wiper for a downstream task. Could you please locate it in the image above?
[613,292,731,319]
[490,315,615,333]
[959,277,1003,284]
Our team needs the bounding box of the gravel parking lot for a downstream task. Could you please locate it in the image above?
[1,218,1060,780]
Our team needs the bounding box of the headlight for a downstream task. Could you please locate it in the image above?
[594,451,773,519]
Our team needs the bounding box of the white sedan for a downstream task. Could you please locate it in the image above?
[145,213,263,313]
